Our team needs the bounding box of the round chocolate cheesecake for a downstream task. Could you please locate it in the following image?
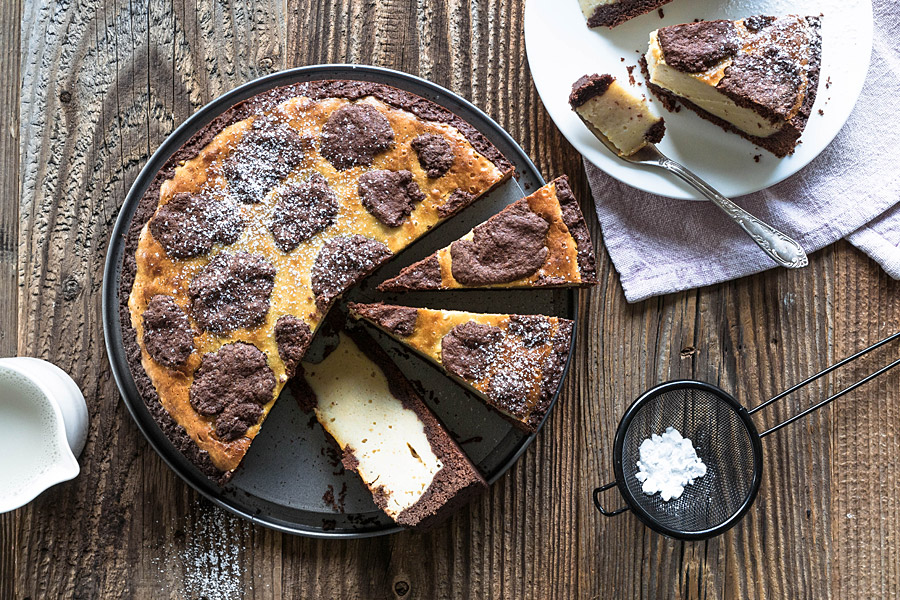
[119,79,515,487]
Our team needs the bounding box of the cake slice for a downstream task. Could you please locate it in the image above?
[295,327,486,529]
[580,0,674,28]
[569,74,665,156]
[378,176,597,292]
[642,15,822,157]
[349,304,574,433]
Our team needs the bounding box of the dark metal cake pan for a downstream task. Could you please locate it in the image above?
[102,64,577,538]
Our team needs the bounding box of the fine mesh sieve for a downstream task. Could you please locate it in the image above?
[594,332,900,541]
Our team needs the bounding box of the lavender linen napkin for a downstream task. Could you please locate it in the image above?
[585,0,900,303]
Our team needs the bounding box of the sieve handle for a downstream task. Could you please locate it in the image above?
[749,331,900,437]
[593,481,629,517]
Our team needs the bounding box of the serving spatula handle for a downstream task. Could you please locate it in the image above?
[658,157,809,269]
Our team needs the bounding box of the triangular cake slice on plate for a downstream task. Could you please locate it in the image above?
[642,15,822,157]
[349,303,574,433]
[294,327,486,530]
[378,176,597,292]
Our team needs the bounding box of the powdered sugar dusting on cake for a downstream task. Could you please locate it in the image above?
[441,315,558,418]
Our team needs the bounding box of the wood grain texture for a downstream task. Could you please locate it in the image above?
[4,1,900,598]
[1,3,23,599]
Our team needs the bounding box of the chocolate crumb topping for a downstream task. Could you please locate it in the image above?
[568,74,614,108]
[268,173,338,251]
[744,15,776,32]
[411,133,454,178]
[120,78,516,485]
[222,118,309,204]
[658,20,740,73]
[275,315,313,378]
[449,200,549,285]
[437,189,476,219]
[440,321,503,381]
[717,46,802,121]
[320,103,394,170]
[352,303,419,337]
[508,315,552,348]
[487,370,532,414]
[311,235,392,312]
[357,169,425,227]
[188,252,276,334]
[142,295,195,367]
[215,401,264,441]
[190,342,275,441]
[148,192,244,259]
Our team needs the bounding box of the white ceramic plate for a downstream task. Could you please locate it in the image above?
[525,0,873,199]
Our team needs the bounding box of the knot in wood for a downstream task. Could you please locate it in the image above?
[62,275,82,301]
[393,580,410,597]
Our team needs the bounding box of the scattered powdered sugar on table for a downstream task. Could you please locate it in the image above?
[635,427,707,502]
[149,501,267,599]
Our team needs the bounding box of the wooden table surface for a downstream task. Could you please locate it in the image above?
[3,1,899,598]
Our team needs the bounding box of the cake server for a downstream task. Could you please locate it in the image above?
[589,129,808,270]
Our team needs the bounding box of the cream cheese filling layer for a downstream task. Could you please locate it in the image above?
[304,332,443,518]
[646,31,782,138]
[574,80,662,156]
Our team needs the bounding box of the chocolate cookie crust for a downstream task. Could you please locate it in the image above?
[553,176,598,284]
[294,326,487,530]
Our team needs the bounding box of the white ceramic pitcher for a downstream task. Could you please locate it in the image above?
[0,357,88,513]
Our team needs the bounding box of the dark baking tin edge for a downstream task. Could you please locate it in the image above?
[102,64,578,539]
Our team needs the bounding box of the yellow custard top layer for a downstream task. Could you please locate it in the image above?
[431,180,583,289]
[128,94,508,473]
